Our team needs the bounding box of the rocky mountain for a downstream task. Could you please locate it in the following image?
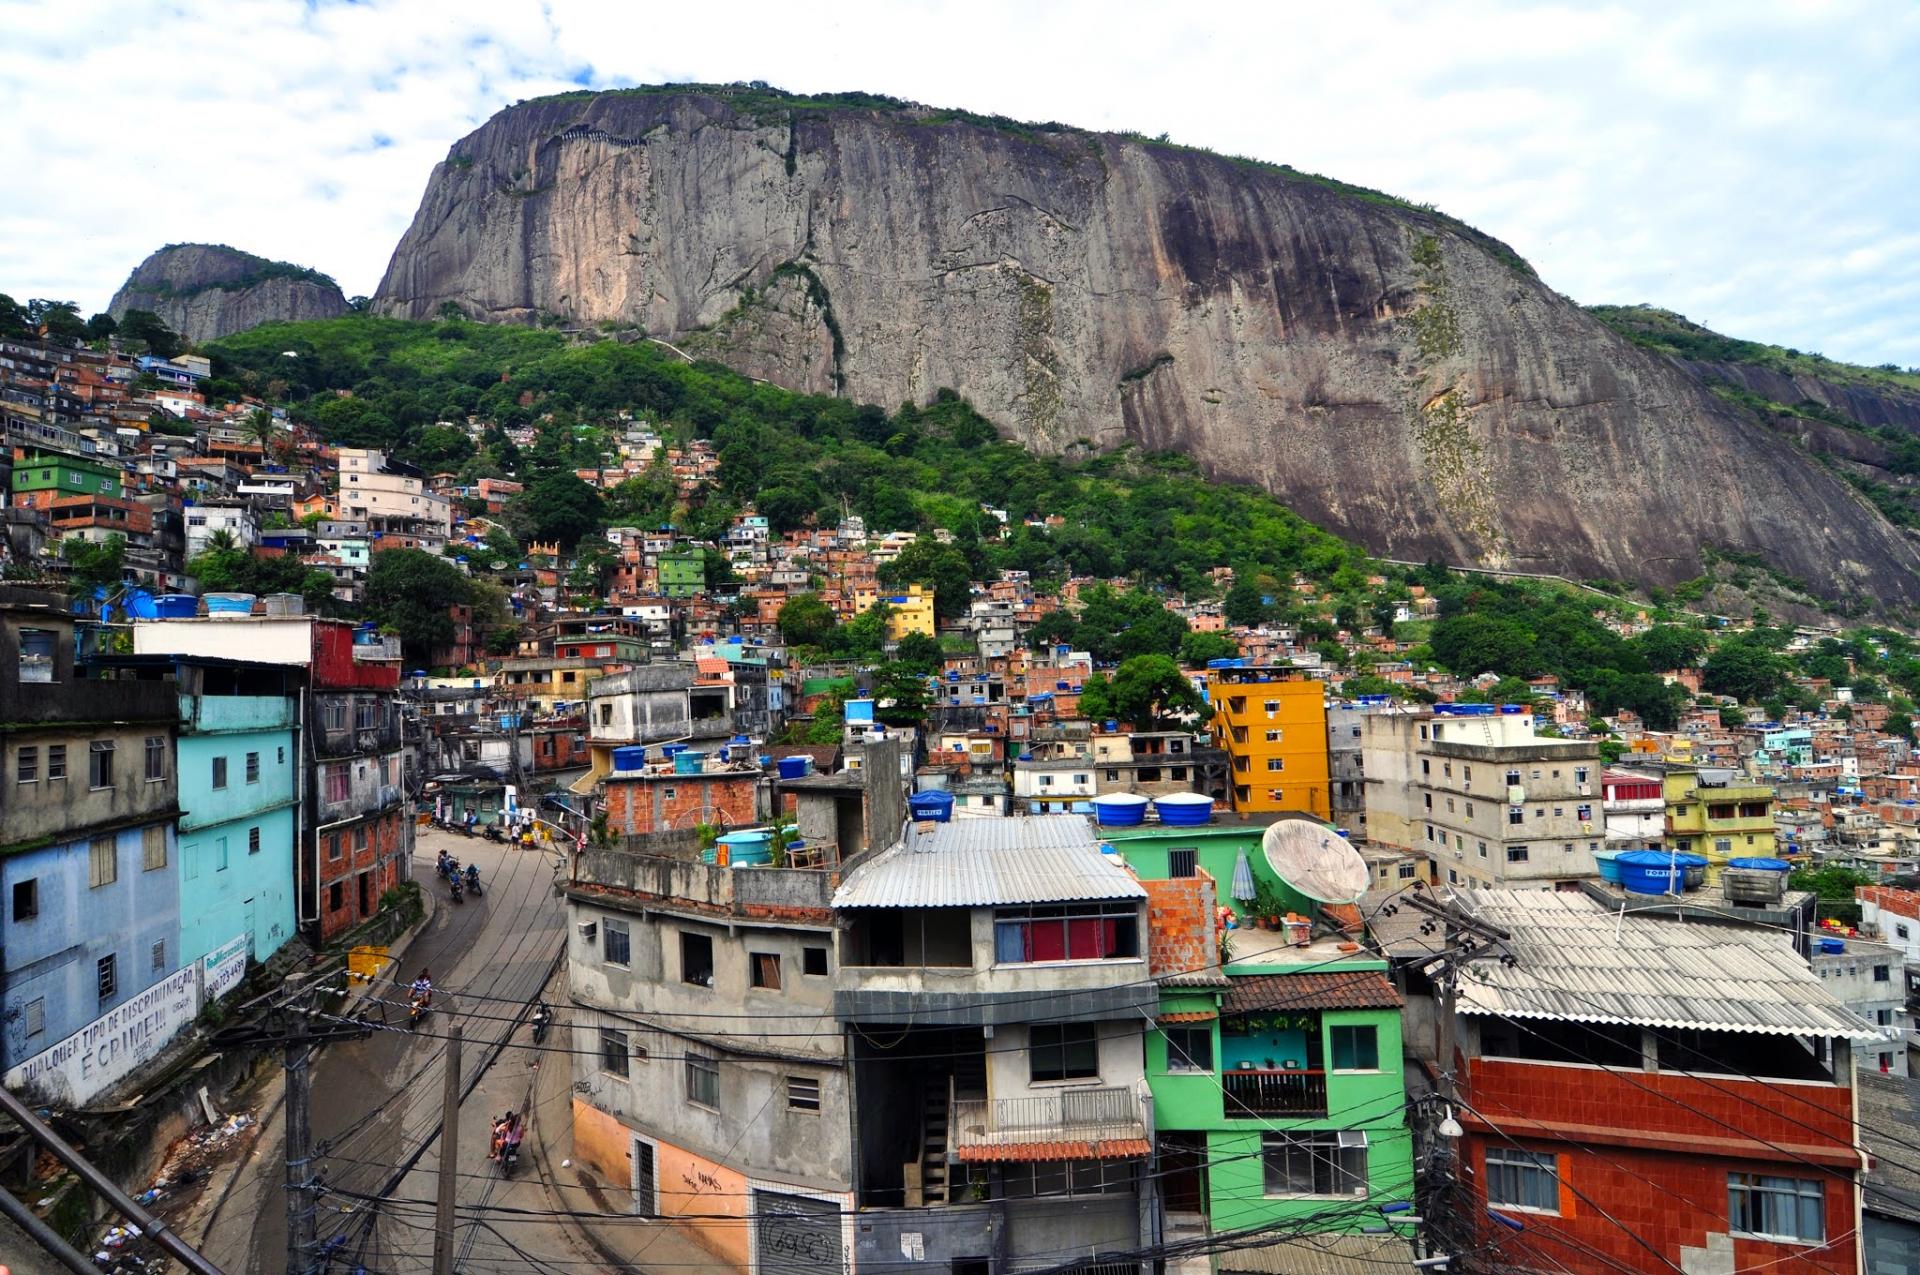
[110,244,348,344]
[372,86,1920,607]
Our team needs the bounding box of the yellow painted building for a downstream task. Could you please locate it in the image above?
[1663,767,1776,870]
[1207,665,1330,818]
[858,583,935,640]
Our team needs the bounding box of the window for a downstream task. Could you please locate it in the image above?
[1505,769,1522,787]
[24,997,43,1038]
[145,736,165,782]
[1487,1149,1560,1212]
[326,834,342,862]
[1330,1025,1379,1070]
[328,880,344,911]
[97,953,117,1001]
[1876,965,1891,983]
[680,932,714,986]
[1397,862,1418,880]
[1576,804,1592,821]
[1421,759,1430,775]
[19,628,55,682]
[1165,1026,1212,1072]
[354,824,368,851]
[1267,757,1284,772]
[1261,1132,1368,1196]
[151,939,166,972]
[686,1051,719,1107]
[1002,1159,1137,1199]
[802,946,829,976]
[324,700,348,732]
[47,744,65,781]
[751,953,782,990]
[12,878,38,921]
[787,1076,821,1112]
[1263,700,1279,714]
[211,756,228,789]
[1265,729,1281,742]
[1728,1173,1823,1242]
[604,919,631,966]
[1507,845,1530,864]
[600,1028,630,1077]
[994,903,1139,963]
[143,825,167,870]
[1552,807,1564,818]
[15,744,36,783]
[1169,849,1197,879]
[324,762,350,803]
[356,699,379,731]
[277,746,285,765]
[1477,841,1488,858]
[89,835,117,887]
[89,739,114,789]
[1508,808,1524,825]
[246,751,260,783]
[1029,1024,1099,1083]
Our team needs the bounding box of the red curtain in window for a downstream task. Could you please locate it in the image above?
[1066,918,1102,959]
[1031,919,1068,961]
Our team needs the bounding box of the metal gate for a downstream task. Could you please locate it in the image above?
[753,1189,841,1275]
[631,1138,656,1216]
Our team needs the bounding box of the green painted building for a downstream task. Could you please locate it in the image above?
[11,453,121,500]
[657,549,705,597]
[1105,823,1417,1251]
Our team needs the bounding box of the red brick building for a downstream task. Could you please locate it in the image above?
[602,768,760,837]
[1444,890,1873,1274]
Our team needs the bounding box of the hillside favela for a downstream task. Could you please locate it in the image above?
[2,8,1919,1275]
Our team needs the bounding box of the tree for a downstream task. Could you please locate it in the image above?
[1098,654,1206,730]
[878,538,974,621]
[29,300,87,345]
[1702,639,1790,703]
[245,408,276,453]
[1887,712,1914,741]
[777,593,837,647]
[61,535,125,596]
[1429,612,1534,677]
[1178,630,1240,666]
[365,549,473,664]
[893,632,943,674]
[408,424,474,470]
[116,308,182,358]
[84,312,118,341]
[1489,675,1534,705]
[511,472,603,548]
[1223,578,1266,628]
[1633,625,1707,673]
[1719,704,1747,728]
[869,663,931,727]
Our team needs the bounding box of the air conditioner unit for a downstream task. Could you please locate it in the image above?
[578,921,598,942]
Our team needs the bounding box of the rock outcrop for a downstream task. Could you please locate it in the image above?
[110,244,348,344]
[372,87,1920,605]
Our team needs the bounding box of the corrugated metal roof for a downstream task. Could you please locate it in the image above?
[1454,890,1882,1041]
[832,815,1146,908]
[1858,1073,1920,1223]
[1223,971,1404,1014]
[1216,1232,1417,1274]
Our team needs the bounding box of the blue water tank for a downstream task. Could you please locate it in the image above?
[909,791,955,823]
[153,594,198,618]
[673,749,706,775]
[1593,850,1624,883]
[1092,793,1149,827]
[718,830,773,866]
[777,755,811,780]
[611,746,646,772]
[1154,793,1215,826]
[1729,857,1789,872]
[1617,850,1707,895]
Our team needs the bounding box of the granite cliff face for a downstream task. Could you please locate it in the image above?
[373,88,1920,605]
[110,244,348,343]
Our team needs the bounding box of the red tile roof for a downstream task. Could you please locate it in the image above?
[1157,1010,1218,1024]
[953,1138,1152,1164]
[1222,971,1403,1014]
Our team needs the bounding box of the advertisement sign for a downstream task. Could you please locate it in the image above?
[4,966,200,1106]
[202,935,249,1004]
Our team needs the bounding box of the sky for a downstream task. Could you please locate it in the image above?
[0,0,1914,368]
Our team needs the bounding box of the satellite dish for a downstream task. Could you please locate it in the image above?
[1262,818,1369,905]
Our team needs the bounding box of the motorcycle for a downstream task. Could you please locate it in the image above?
[484,823,506,843]
[449,874,465,904]
[530,1001,552,1045]
[499,1140,521,1178]
[409,996,429,1030]
[441,855,461,882]
[464,865,482,897]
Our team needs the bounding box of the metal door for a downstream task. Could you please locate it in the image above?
[630,1137,656,1216]
[753,1189,841,1275]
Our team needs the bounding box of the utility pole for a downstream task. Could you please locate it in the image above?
[282,972,317,1275]
[432,1023,463,1275]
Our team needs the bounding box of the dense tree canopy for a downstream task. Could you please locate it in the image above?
[777,593,837,648]
[1079,655,1206,730]
[366,549,474,664]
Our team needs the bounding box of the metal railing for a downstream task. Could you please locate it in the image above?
[949,1086,1145,1153]
[1222,1068,1328,1117]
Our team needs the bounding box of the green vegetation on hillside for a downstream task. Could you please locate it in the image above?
[1588,304,1919,391]
[206,316,1369,597]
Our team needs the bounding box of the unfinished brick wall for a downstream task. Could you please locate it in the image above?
[1144,870,1218,980]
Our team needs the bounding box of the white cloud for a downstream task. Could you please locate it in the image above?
[0,0,1913,367]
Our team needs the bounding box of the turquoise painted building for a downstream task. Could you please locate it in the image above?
[1106,823,1417,1251]
[171,668,300,967]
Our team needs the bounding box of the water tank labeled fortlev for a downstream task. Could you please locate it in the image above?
[909,791,955,823]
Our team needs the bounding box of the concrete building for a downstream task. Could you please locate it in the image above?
[1206,665,1331,819]
[1665,766,1778,870]
[335,447,451,546]
[0,588,185,1104]
[1602,767,1665,850]
[182,503,258,559]
[1362,704,1602,889]
[580,662,732,791]
[1326,701,1376,836]
[1810,935,1908,1075]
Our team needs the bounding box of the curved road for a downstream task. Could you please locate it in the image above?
[200,824,567,1273]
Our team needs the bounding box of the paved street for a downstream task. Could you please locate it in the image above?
[196,824,570,1274]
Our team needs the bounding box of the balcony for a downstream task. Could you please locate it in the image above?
[1223,1068,1329,1117]
[352,634,401,662]
[949,1086,1149,1161]
[180,692,295,733]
